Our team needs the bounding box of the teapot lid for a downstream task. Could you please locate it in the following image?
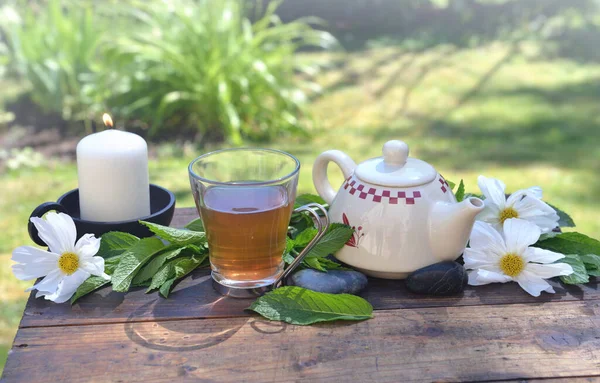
[354,140,437,187]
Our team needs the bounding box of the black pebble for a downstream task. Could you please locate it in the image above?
[405,261,467,295]
[287,269,368,295]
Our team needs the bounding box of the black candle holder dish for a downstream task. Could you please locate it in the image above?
[28,184,176,247]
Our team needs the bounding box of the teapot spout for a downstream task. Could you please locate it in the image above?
[429,197,484,262]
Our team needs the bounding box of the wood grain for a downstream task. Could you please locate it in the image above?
[19,208,600,328]
[5,301,600,383]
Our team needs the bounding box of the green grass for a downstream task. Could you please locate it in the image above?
[2,41,600,374]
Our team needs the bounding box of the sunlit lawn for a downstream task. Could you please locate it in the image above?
[1,41,600,373]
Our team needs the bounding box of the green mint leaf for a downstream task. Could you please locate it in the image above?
[580,254,600,271]
[159,277,176,298]
[70,276,111,304]
[307,226,353,258]
[104,255,123,274]
[303,257,327,271]
[535,232,600,256]
[283,238,295,265]
[248,286,373,325]
[111,237,165,292]
[587,268,600,277]
[455,179,465,202]
[289,213,314,238]
[446,180,456,190]
[155,255,208,298]
[132,245,187,285]
[546,202,576,228]
[305,257,349,271]
[175,254,207,278]
[294,194,327,209]
[558,254,589,285]
[147,263,175,292]
[140,221,206,245]
[294,228,317,248]
[184,218,204,232]
[98,232,139,258]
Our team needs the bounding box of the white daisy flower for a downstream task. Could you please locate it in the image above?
[477,175,559,234]
[12,212,108,303]
[464,218,573,297]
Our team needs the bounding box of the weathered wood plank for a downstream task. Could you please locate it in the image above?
[18,208,600,328]
[5,301,600,383]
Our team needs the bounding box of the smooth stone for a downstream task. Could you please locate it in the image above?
[405,261,467,296]
[287,269,368,295]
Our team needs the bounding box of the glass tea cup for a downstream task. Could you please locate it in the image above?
[189,148,328,298]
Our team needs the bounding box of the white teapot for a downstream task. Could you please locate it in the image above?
[312,140,484,279]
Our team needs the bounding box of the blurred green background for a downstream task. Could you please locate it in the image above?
[1,0,600,374]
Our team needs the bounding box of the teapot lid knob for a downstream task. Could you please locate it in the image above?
[382,140,409,166]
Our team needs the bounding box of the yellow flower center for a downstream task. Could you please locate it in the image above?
[499,207,519,224]
[499,253,525,277]
[58,252,79,275]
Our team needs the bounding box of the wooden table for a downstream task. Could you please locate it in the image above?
[3,208,600,382]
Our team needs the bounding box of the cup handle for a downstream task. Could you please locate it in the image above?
[28,202,69,247]
[273,203,330,287]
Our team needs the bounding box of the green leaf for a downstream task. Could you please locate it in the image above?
[159,277,176,298]
[98,232,139,258]
[132,245,187,285]
[283,238,295,265]
[70,276,110,304]
[294,228,317,248]
[184,218,204,232]
[294,194,327,209]
[307,226,353,258]
[587,268,600,277]
[535,232,600,256]
[175,255,207,278]
[111,237,165,292]
[147,262,175,292]
[580,254,600,270]
[446,180,456,190]
[304,257,349,271]
[546,202,576,228]
[454,179,465,202]
[155,254,208,298]
[140,221,206,245]
[248,286,373,325]
[303,256,327,271]
[558,254,589,285]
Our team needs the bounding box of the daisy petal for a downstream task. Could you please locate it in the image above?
[503,219,541,254]
[477,176,507,208]
[28,269,64,293]
[31,212,76,254]
[464,248,499,269]
[523,247,564,264]
[42,269,90,304]
[12,259,58,280]
[525,262,573,278]
[80,256,106,277]
[467,269,512,286]
[75,234,101,259]
[12,246,58,264]
[476,203,501,226]
[469,221,506,255]
[514,271,556,297]
[513,197,559,233]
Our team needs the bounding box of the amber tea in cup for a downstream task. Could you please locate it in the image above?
[189,148,325,295]
[200,185,293,282]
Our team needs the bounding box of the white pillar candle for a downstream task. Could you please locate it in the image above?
[76,129,151,222]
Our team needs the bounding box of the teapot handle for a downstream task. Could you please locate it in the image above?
[312,150,357,204]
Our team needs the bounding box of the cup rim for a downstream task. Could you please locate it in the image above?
[188,147,301,186]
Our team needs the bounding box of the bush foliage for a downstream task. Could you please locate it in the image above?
[0,0,336,143]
